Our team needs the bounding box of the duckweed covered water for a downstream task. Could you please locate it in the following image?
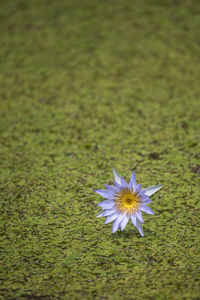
[0,0,199,299]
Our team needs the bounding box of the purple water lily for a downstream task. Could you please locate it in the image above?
[95,168,162,236]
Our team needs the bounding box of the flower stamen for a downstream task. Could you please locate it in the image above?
[116,188,141,215]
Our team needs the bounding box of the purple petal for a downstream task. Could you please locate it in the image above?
[112,213,125,233]
[102,208,116,217]
[112,168,121,184]
[95,189,115,199]
[105,212,119,224]
[98,200,115,209]
[142,184,162,196]
[140,205,155,215]
[131,214,137,226]
[121,176,129,188]
[120,215,130,231]
[104,184,118,194]
[135,184,142,193]
[136,211,144,223]
[139,191,150,199]
[136,219,144,236]
[129,171,136,191]
[141,195,152,204]
[114,181,122,189]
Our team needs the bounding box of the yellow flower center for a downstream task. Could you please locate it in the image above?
[116,188,141,215]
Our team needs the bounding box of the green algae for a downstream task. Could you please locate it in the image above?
[0,0,200,299]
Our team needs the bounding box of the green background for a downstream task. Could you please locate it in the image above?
[0,0,199,299]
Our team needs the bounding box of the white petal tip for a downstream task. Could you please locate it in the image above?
[112,167,121,185]
[142,184,163,196]
[96,212,104,218]
[157,184,163,189]
[112,224,119,233]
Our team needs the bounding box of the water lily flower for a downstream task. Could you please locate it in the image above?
[95,168,162,236]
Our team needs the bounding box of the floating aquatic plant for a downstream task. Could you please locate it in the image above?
[95,168,162,236]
